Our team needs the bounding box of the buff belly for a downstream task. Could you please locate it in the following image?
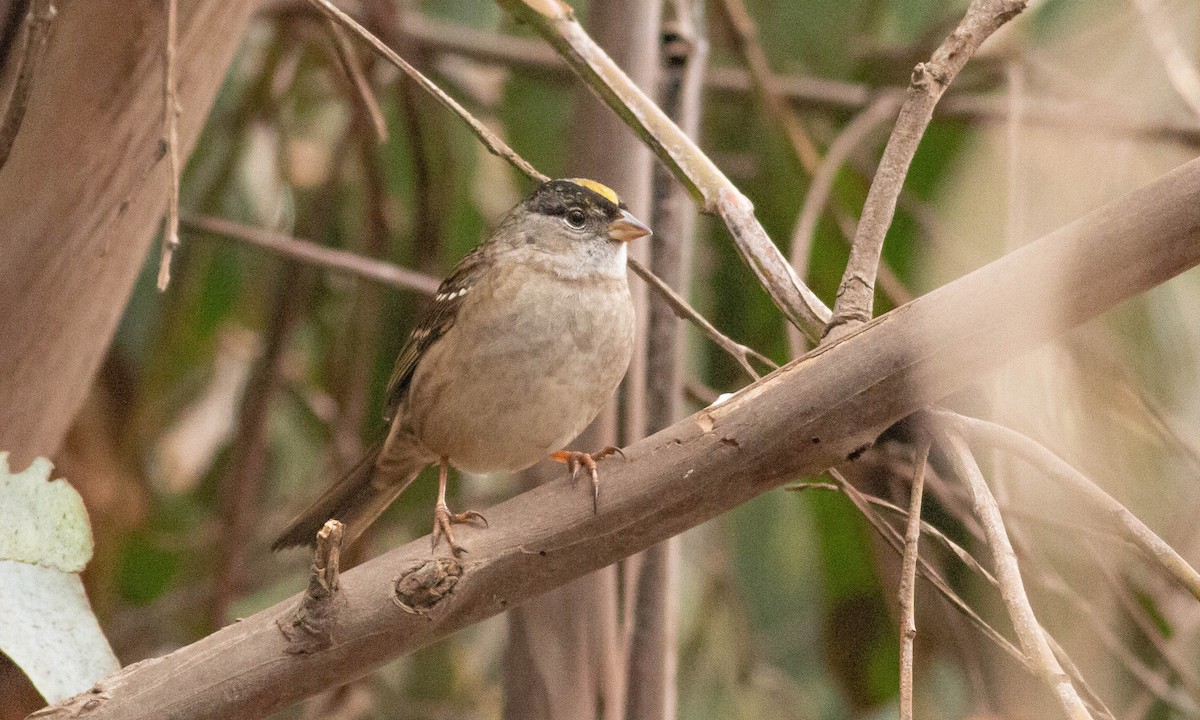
[402,267,634,474]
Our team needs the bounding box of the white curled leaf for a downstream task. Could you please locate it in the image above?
[0,453,119,703]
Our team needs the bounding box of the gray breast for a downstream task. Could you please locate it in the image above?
[403,266,634,474]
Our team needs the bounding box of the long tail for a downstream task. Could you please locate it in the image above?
[271,443,424,551]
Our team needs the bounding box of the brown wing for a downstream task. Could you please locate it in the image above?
[383,246,492,420]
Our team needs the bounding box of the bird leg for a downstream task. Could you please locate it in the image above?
[550,447,624,513]
[431,456,487,556]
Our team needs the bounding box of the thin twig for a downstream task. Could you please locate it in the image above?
[824,472,1038,681]
[715,0,821,171]
[898,437,930,720]
[790,92,903,282]
[0,0,55,171]
[157,0,182,291]
[628,256,775,380]
[807,475,1115,720]
[1130,0,1200,120]
[943,412,1200,603]
[307,0,548,183]
[941,431,1093,720]
[323,19,388,143]
[496,0,831,342]
[1040,575,1200,715]
[182,214,440,295]
[375,9,1200,145]
[824,0,1028,342]
[788,481,996,584]
[1090,543,1200,698]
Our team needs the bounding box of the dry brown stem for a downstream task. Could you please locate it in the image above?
[627,257,774,380]
[306,0,548,183]
[825,0,1028,342]
[898,437,929,720]
[944,413,1200,602]
[942,431,1092,720]
[155,0,181,291]
[821,472,1115,719]
[323,19,387,143]
[624,4,703,714]
[183,214,440,295]
[34,152,1200,720]
[383,10,1200,145]
[789,92,903,286]
[716,0,820,170]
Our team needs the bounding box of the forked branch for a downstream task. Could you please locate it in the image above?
[825,0,1028,341]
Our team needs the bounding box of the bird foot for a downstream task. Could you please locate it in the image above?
[431,501,488,556]
[551,447,625,513]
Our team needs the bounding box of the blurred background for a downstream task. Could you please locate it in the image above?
[6,0,1200,717]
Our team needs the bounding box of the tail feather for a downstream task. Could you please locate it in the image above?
[272,443,424,551]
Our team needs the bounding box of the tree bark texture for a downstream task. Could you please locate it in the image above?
[0,0,258,468]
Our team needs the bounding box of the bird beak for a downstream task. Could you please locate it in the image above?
[607,209,652,243]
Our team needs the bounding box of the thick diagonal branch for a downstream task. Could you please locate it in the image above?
[36,153,1200,720]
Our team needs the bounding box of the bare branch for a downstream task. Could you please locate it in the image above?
[323,19,388,143]
[625,4,704,713]
[306,0,548,183]
[182,214,440,295]
[383,9,1200,145]
[816,474,1115,720]
[825,0,1028,342]
[790,92,902,280]
[898,437,929,720]
[941,431,1092,720]
[155,0,181,291]
[944,413,1200,602]
[627,256,774,380]
[716,0,821,171]
[495,0,831,342]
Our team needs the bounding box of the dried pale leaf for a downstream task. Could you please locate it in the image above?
[0,452,92,572]
[0,454,116,703]
[0,560,119,703]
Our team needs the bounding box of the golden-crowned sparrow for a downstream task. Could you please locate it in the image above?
[273,178,651,555]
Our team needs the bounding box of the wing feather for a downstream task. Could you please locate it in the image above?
[383,246,493,420]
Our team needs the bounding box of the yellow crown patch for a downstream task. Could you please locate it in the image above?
[568,178,620,205]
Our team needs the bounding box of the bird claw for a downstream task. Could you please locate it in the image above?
[551,448,624,514]
[431,502,488,556]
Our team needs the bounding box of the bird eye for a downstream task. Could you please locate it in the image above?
[564,208,587,229]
